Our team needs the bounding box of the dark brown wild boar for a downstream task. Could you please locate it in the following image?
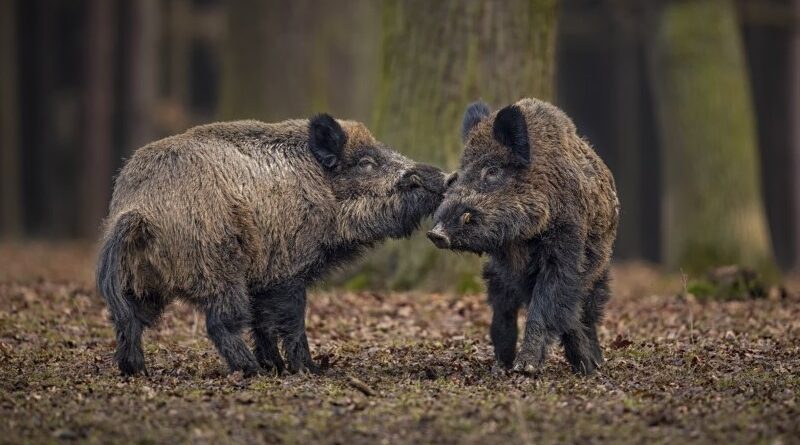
[428,98,618,375]
[97,115,445,376]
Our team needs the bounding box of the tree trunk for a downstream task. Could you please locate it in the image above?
[219,0,271,121]
[610,5,643,259]
[792,0,800,270]
[357,0,558,291]
[220,0,378,123]
[125,0,159,153]
[649,0,776,276]
[0,0,22,238]
[82,0,116,238]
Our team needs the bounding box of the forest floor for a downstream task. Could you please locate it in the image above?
[0,243,798,444]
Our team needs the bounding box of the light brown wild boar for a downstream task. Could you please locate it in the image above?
[97,114,445,376]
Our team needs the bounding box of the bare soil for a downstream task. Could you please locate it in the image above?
[0,244,798,444]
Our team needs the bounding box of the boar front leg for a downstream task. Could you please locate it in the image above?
[251,292,286,374]
[204,285,260,376]
[485,265,521,371]
[270,281,319,374]
[514,224,594,375]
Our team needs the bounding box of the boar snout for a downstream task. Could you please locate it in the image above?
[427,223,451,249]
[399,164,446,194]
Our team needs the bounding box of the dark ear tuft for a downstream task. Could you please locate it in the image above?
[492,105,530,165]
[461,101,491,142]
[309,114,347,169]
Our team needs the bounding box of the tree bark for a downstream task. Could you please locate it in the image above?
[220,0,378,123]
[791,0,800,270]
[649,0,777,276]
[0,0,22,238]
[610,4,643,259]
[361,0,559,290]
[82,0,116,238]
[219,0,271,121]
[126,0,159,153]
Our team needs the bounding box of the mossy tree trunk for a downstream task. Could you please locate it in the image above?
[649,0,777,276]
[355,0,558,291]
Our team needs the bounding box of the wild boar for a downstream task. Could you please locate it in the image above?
[427,98,618,375]
[97,114,445,376]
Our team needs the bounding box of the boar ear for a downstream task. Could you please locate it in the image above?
[461,101,491,142]
[309,114,347,169]
[493,105,530,165]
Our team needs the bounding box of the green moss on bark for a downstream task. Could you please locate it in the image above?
[650,0,778,279]
[342,0,559,291]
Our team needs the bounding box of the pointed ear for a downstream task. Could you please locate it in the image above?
[492,105,530,165]
[461,101,491,142]
[309,114,347,169]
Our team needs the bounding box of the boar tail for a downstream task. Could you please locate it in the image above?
[96,211,151,323]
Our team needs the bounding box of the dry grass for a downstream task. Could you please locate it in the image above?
[0,245,798,444]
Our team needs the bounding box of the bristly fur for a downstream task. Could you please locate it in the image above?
[96,116,445,377]
[461,101,491,142]
[432,97,619,376]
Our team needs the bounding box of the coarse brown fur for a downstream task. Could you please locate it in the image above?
[98,116,445,376]
[429,98,618,375]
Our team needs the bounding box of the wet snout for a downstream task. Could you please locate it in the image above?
[426,222,451,249]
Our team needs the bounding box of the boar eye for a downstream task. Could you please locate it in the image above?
[481,166,500,181]
[358,156,377,170]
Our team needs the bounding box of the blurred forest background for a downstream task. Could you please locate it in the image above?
[0,0,798,291]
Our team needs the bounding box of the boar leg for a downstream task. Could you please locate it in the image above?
[273,282,318,374]
[204,286,260,376]
[486,270,521,370]
[515,225,594,375]
[113,290,167,376]
[580,269,610,367]
[250,291,286,374]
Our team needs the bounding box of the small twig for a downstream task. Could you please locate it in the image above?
[347,375,376,397]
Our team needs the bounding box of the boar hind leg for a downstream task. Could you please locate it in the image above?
[581,269,610,367]
[204,286,259,376]
[112,290,167,376]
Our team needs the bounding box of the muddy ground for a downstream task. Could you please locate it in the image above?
[0,243,798,444]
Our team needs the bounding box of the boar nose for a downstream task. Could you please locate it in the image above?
[427,223,451,249]
[399,170,423,189]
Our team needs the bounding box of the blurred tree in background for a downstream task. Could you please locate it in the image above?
[0,0,21,238]
[220,0,378,123]
[346,0,558,291]
[649,0,777,277]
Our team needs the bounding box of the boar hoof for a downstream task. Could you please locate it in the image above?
[298,363,321,375]
[511,355,542,376]
[491,362,509,376]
